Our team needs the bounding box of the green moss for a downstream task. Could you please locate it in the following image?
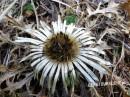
[65,14,77,25]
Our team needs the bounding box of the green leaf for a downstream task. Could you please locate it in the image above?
[65,72,75,87]
[23,3,33,12]
[65,14,77,25]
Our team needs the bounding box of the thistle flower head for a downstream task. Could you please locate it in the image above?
[15,15,112,94]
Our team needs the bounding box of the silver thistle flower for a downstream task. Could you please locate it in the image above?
[15,16,112,94]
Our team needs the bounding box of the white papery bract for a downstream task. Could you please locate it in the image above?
[15,16,112,94]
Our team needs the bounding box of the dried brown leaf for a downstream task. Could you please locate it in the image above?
[0,65,7,73]
[3,72,33,92]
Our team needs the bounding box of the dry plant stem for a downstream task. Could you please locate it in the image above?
[112,43,124,74]
[91,87,102,97]
[112,74,127,93]
[104,66,127,94]
[110,36,130,51]
[0,0,18,22]
[52,0,82,13]
[31,0,39,28]
[97,30,108,44]
[51,0,71,8]
[0,31,14,43]
[110,44,124,96]
[77,12,85,25]
[20,0,28,16]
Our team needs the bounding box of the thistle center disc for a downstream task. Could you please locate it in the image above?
[44,32,79,63]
